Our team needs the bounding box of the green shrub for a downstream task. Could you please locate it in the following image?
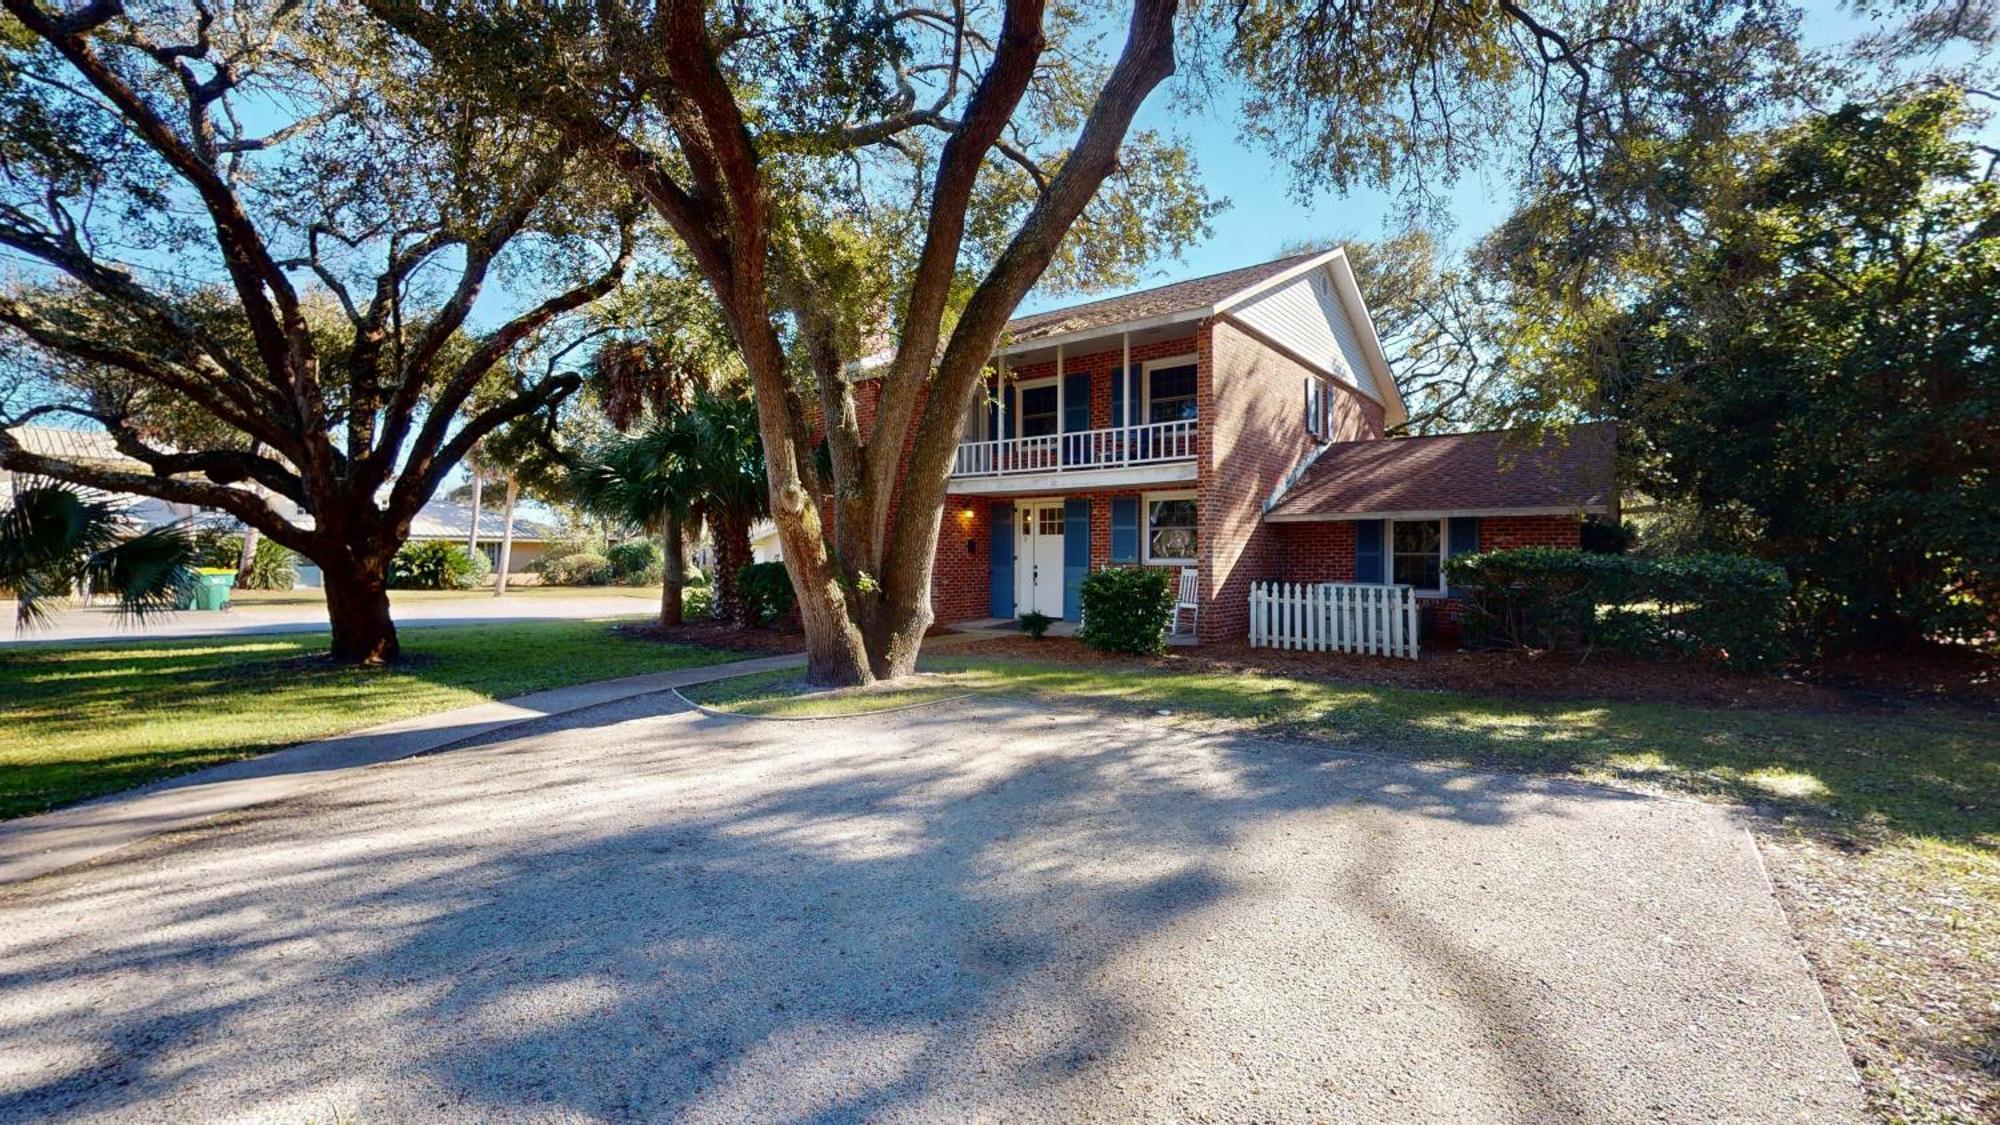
[683,584,715,618]
[1018,611,1054,639]
[737,560,794,625]
[606,540,665,586]
[1078,566,1175,655]
[193,531,298,590]
[684,566,708,588]
[539,551,613,587]
[388,541,483,590]
[1445,548,1790,671]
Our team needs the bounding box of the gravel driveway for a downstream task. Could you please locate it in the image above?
[0,694,1861,1122]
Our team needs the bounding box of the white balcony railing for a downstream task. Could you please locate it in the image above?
[952,419,1197,478]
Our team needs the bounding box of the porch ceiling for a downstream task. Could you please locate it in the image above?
[998,318,1200,369]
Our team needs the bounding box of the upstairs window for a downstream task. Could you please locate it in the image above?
[1017,383,1059,437]
[1146,364,1197,423]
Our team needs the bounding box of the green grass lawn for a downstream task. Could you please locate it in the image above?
[0,620,742,819]
[683,668,975,718]
[917,655,1996,849]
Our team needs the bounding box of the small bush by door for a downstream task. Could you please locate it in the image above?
[1079,567,1176,655]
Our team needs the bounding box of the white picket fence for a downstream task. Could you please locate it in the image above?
[1248,581,1421,660]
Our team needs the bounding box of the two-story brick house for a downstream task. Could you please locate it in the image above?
[846,248,1616,645]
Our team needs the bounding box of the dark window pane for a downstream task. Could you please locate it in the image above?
[1018,384,1059,437]
[1391,519,1442,589]
[1148,365,1198,423]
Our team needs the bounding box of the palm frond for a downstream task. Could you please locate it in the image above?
[2,482,199,631]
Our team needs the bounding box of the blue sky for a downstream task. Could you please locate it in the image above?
[1017,1,1968,315]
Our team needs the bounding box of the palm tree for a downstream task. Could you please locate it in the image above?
[0,482,199,629]
[676,391,767,625]
[573,391,768,627]
[574,420,695,626]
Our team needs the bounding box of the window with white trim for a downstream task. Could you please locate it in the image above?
[1145,492,1198,564]
[1145,363,1197,423]
[1017,382,1059,437]
[1391,519,1444,592]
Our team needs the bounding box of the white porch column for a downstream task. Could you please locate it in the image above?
[1122,330,1133,465]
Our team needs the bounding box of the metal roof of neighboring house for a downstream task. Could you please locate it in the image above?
[1002,251,1327,345]
[3,424,144,469]
[407,499,560,543]
[1264,422,1618,521]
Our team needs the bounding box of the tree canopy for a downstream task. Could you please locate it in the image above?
[0,0,637,661]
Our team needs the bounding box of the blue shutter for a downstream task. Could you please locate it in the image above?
[1063,371,1091,466]
[986,393,999,443]
[1108,367,1126,428]
[1109,497,1139,563]
[1063,498,1090,620]
[1446,517,1481,595]
[1354,519,1385,584]
[989,502,1015,618]
[1063,372,1091,431]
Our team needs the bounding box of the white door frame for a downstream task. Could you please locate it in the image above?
[1013,498,1066,618]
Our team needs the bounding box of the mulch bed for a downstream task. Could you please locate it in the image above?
[963,634,1999,711]
[613,619,804,655]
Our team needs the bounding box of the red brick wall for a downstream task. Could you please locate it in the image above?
[1197,319,1387,642]
[1271,520,1357,583]
[1481,515,1582,551]
[932,496,994,622]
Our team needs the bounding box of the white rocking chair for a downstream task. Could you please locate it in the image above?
[1170,567,1199,636]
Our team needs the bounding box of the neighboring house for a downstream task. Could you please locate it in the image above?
[2,426,235,530]
[845,247,1615,643]
[405,500,562,577]
[5,426,561,584]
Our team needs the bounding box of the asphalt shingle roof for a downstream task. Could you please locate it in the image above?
[1004,252,1323,343]
[1266,422,1617,520]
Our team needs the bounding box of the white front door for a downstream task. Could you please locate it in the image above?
[1015,502,1066,618]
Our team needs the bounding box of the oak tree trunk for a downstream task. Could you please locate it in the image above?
[659,508,685,627]
[324,561,398,665]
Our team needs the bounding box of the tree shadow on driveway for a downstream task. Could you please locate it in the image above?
[0,695,1858,1121]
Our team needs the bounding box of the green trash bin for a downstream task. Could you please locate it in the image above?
[192,568,237,611]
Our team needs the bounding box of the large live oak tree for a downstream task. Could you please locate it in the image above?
[372,0,1810,685]
[0,1,636,663]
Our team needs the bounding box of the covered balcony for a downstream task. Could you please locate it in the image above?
[947,324,1200,496]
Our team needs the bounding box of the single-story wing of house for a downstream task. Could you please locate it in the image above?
[403,500,563,577]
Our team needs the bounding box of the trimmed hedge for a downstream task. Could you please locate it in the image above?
[1444,547,1790,671]
[738,561,794,625]
[1078,566,1175,655]
[388,541,486,591]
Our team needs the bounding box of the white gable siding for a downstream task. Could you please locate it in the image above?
[1230,267,1380,400]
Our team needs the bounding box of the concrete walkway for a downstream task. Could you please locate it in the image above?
[0,694,1862,1121]
[0,653,803,885]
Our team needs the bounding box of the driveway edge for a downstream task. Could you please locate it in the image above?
[0,651,804,886]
